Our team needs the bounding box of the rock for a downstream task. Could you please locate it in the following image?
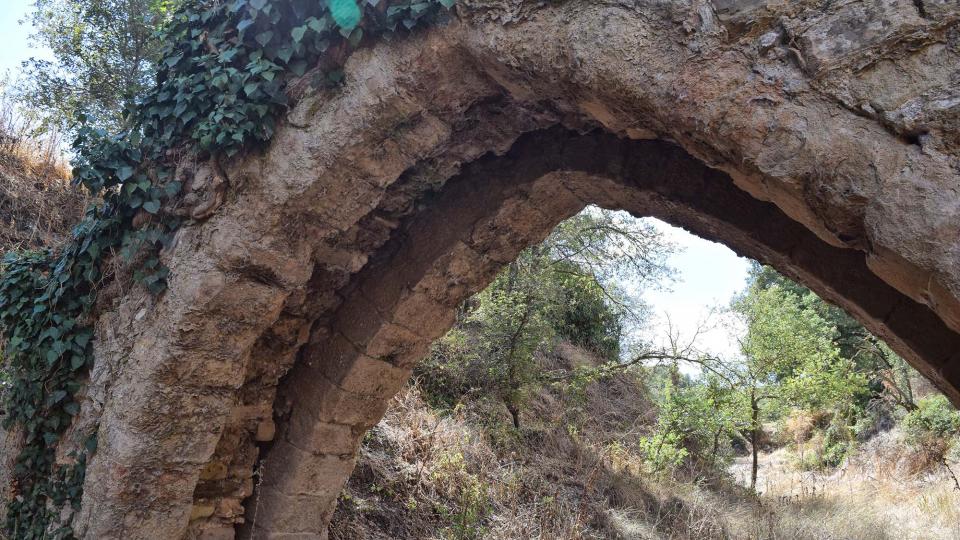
[19,1,957,539]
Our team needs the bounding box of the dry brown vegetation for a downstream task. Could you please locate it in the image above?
[0,86,85,253]
[329,343,960,540]
[330,344,737,540]
[728,435,960,540]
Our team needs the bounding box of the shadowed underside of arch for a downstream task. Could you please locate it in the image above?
[22,1,955,538]
[239,128,960,538]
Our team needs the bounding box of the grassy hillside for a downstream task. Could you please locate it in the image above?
[329,342,727,539]
[328,342,960,540]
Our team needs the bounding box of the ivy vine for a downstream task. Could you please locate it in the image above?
[0,0,456,537]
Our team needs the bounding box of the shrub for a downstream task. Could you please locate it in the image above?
[638,431,689,473]
[903,395,960,442]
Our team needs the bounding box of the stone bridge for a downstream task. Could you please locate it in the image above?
[8,1,960,538]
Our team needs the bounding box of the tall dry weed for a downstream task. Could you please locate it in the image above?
[0,81,85,252]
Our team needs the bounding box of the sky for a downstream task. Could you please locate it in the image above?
[0,0,49,80]
[640,218,751,365]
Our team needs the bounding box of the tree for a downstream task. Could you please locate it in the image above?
[638,372,742,476]
[16,0,175,132]
[421,207,675,429]
[465,265,555,429]
[748,264,917,412]
[643,275,867,487]
[730,281,866,489]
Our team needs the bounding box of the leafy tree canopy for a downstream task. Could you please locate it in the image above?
[16,0,176,133]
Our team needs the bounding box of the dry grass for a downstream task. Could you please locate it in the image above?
[0,84,85,253]
[726,432,960,540]
[330,344,736,540]
[330,343,960,540]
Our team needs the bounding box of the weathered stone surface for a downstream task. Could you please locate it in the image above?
[362,322,429,368]
[785,0,928,74]
[259,442,355,499]
[312,333,410,398]
[285,420,360,457]
[8,1,954,539]
[241,486,332,533]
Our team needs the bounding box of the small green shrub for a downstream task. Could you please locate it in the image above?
[431,450,490,540]
[638,431,689,473]
[903,395,960,442]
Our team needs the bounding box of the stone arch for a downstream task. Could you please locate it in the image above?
[239,127,960,538]
[62,2,960,538]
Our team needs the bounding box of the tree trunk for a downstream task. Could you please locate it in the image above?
[711,426,722,468]
[507,402,521,429]
[750,390,760,492]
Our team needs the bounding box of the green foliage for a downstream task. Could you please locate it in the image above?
[747,264,914,411]
[641,268,874,482]
[469,278,555,419]
[794,414,855,471]
[730,275,867,485]
[743,265,942,474]
[1,0,456,536]
[639,376,742,476]
[819,423,854,468]
[0,218,142,537]
[140,0,455,157]
[17,0,175,132]
[637,430,689,473]
[550,266,623,360]
[420,208,672,428]
[734,283,854,407]
[428,449,490,539]
[903,395,960,442]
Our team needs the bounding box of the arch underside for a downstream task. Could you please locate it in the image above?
[66,3,960,538]
[236,128,960,538]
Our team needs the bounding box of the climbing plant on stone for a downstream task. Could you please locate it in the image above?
[0,0,456,537]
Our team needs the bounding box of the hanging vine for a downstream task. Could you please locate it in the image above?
[0,0,456,537]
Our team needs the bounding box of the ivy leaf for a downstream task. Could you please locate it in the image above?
[164,181,183,198]
[307,17,328,33]
[326,69,345,86]
[116,166,135,182]
[143,200,161,214]
[165,54,184,68]
[147,279,168,295]
[74,331,92,348]
[348,27,364,47]
[220,48,238,63]
[289,60,309,76]
[71,355,85,371]
[255,30,274,47]
[291,25,308,43]
[277,46,294,64]
[249,0,268,10]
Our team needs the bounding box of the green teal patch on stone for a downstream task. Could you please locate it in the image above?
[330,0,362,31]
